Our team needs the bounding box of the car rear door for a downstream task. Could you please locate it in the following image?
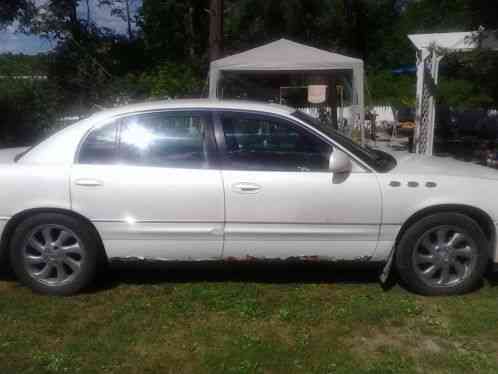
[71,110,225,261]
[214,110,382,261]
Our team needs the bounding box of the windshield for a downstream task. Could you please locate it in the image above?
[292,111,397,173]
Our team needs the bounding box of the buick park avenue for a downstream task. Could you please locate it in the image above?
[0,100,497,296]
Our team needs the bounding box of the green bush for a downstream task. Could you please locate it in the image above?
[0,78,60,147]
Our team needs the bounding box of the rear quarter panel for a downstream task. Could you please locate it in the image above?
[0,164,71,218]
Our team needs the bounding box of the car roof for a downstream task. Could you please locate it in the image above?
[89,99,296,122]
[17,99,299,165]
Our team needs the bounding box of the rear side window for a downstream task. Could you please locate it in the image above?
[78,112,209,169]
[78,121,119,164]
[220,113,332,172]
[119,112,208,169]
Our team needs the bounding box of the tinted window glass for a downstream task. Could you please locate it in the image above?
[119,112,208,168]
[292,111,396,173]
[79,121,119,164]
[221,113,332,172]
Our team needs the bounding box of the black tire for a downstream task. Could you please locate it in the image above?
[395,213,489,296]
[9,213,99,296]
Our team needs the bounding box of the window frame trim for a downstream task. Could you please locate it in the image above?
[74,109,218,170]
[76,118,121,165]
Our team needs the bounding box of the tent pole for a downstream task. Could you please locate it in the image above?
[356,65,365,146]
[209,67,220,98]
[328,75,338,129]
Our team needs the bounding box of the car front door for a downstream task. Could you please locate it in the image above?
[71,110,224,261]
[215,110,382,261]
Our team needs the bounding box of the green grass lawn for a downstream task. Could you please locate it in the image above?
[1,263,498,374]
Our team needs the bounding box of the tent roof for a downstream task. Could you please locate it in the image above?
[211,39,363,72]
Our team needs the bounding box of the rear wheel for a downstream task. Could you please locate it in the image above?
[10,213,99,296]
[395,213,489,296]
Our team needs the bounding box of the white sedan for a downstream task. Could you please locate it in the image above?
[0,100,497,296]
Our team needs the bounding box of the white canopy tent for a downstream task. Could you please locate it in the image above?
[209,39,365,142]
[409,31,498,155]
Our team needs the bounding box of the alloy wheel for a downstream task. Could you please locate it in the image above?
[412,225,478,288]
[22,224,85,287]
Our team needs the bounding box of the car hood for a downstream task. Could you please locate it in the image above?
[391,153,498,181]
[0,147,30,163]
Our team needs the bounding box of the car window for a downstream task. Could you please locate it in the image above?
[220,113,332,172]
[79,121,119,164]
[119,112,208,169]
[292,111,397,173]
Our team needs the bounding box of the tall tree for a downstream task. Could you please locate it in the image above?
[223,0,348,54]
[32,0,84,41]
[139,0,209,65]
[99,0,138,40]
[209,0,224,61]
[469,0,498,31]
[85,0,91,25]
[0,0,36,30]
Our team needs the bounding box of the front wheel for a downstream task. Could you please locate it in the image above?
[10,213,99,296]
[395,213,489,296]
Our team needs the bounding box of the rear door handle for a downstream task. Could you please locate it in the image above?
[232,183,262,194]
[75,179,103,187]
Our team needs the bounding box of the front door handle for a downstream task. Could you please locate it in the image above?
[75,179,103,187]
[232,182,262,194]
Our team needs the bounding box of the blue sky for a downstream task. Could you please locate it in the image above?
[0,0,140,55]
[0,28,54,54]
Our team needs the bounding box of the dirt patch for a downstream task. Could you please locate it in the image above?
[346,326,446,358]
[0,280,16,292]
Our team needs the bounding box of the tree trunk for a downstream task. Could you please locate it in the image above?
[86,0,91,25]
[68,1,80,41]
[69,1,78,26]
[185,5,196,60]
[209,0,223,62]
[125,0,133,39]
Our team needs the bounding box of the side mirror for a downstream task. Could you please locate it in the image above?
[329,149,353,174]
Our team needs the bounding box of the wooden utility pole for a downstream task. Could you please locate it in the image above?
[209,0,224,62]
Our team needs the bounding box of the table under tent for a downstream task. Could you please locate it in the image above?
[208,39,366,142]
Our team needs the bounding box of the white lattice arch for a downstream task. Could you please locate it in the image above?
[409,31,498,155]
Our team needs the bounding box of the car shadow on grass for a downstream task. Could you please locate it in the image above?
[2,261,496,295]
[485,269,498,287]
[89,261,393,294]
[0,260,398,294]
